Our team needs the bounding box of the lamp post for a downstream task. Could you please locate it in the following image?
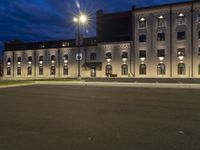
[73,14,87,79]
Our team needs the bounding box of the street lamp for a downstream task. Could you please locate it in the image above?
[73,14,88,79]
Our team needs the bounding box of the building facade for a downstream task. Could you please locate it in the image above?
[3,0,200,80]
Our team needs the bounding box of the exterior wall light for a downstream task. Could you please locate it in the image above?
[51,60,55,64]
[159,15,164,19]
[178,55,184,61]
[7,62,11,65]
[140,57,145,62]
[158,57,164,61]
[140,17,145,21]
[39,61,43,65]
[18,61,21,65]
[28,61,32,65]
[179,13,184,17]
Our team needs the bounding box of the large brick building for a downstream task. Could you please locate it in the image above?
[3,0,200,79]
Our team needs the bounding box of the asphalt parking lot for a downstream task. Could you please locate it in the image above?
[0,85,200,150]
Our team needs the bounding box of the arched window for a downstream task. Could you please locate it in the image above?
[39,66,43,75]
[157,63,166,75]
[178,63,185,75]
[7,67,11,75]
[105,65,112,77]
[121,64,128,75]
[50,66,56,75]
[139,64,146,75]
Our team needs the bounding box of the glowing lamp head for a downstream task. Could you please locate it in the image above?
[179,13,184,17]
[140,17,145,21]
[73,17,78,22]
[79,15,87,24]
[140,57,145,62]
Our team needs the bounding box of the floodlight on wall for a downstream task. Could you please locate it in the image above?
[140,57,145,62]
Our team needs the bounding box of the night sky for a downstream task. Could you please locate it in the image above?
[0,0,188,51]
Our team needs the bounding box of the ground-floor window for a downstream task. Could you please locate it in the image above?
[39,66,43,75]
[27,67,32,75]
[17,67,21,75]
[105,65,112,77]
[157,63,166,75]
[121,64,128,75]
[50,66,56,75]
[63,65,68,75]
[198,64,200,75]
[7,67,11,75]
[178,63,185,75]
[139,64,146,75]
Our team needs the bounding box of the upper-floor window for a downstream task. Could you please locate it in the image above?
[39,56,43,61]
[177,13,185,25]
[121,52,128,58]
[139,34,146,43]
[64,54,68,61]
[177,48,185,57]
[139,18,146,28]
[17,57,22,63]
[198,31,200,39]
[7,58,11,64]
[157,32,165,41]
[177,31,185,40]
[157,16,165,27]
[105,52,112,59]
[139,50,146,58]
[62,42,70,47]
[51,55,55,61]
[90,53,97,60]
[28,56,32,62]
[157,49,165,57]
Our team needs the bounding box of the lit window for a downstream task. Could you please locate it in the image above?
[62,42,70,47]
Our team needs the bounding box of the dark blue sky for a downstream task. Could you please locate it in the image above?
[0,0,188,51]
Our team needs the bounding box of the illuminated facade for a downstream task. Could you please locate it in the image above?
[3,0,200,79]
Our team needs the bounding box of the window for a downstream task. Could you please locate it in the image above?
[199,64,200,75]
[198,48,200,56]
[64,54,68,61]
[157,33,165,41]
[177,48,185,57]
[7,58,11,63]
[139,34,146,42]
[178,63,185,75]
[139,64,146,75]
[157,49,165,57]
[17,57,22,63]
[62,42,70,47]
[51,55,55,61]
[7,67,11,75]
[39,56,43,61]
[105,65,112,77]
[121,52,128,58]
[139,50,146,58]
[39,66,43,75]
[198,31,200,39]
[27,67,32,75]
[177,31,185,40]
[90,53,96,60]
[28,56,32,62]
[121,64,128,75]
[50,66,56,75]
[158,16,165,27]
[105,52,112,59]
[17,67,21,75]
[177,13,185,25]
[139,18,146,28]
[157,63,166,75]
[63,65,68,75]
